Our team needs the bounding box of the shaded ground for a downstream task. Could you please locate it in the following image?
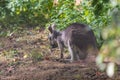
[0,28,120,80]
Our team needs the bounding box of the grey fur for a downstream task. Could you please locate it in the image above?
[48,23,98,62]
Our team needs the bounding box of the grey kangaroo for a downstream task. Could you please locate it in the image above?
[48,23,98,62]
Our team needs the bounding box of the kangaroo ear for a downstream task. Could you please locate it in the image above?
[48,25,53,33]
[48,23,56,33]
[51,23,56,30]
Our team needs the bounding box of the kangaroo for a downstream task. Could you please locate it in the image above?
[48,23,98,62]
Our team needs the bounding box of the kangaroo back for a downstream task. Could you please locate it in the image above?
[62,23,97,50]
[62,23,98,60]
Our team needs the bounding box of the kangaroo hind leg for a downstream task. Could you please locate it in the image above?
[78,51,88,60]
[68,40,78,62]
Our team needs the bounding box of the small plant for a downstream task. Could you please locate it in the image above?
[29,49,43,62]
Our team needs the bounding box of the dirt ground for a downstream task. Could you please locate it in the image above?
[0,28,120,80]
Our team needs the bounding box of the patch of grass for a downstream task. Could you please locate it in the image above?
[74,74,81,79]
[29,49,43,62]
[0,70,4,75]
[2,49,18,59]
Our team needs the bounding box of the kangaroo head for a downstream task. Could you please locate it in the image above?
[48,24,60,48]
